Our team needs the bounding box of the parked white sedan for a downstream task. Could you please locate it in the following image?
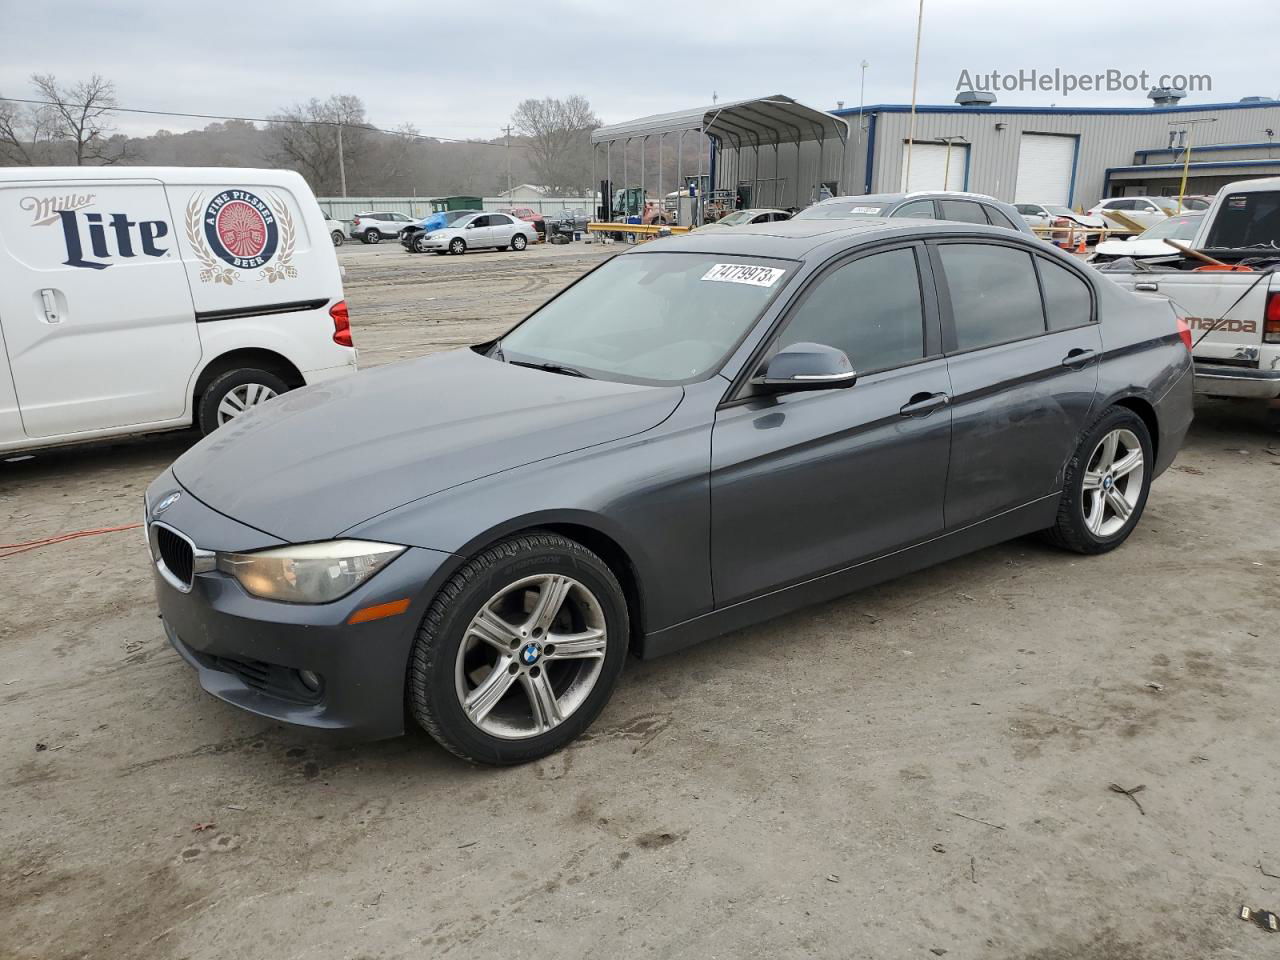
[419,212,539,255]
[1014,203,1105,233]
[1089,213,1204,263]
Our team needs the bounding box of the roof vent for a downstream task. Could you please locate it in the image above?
[1148,87,1187,106]
[1240,95,1276,103]
[955,90,996,107]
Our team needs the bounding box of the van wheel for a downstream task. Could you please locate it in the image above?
[330,230,344,247]
[1042,407,1153,555]
[408,531,628,765]
[448,238,466,255]
[363,229,381,244]
[197,368,290,435]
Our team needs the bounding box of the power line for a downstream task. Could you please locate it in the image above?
[0,96,523,148]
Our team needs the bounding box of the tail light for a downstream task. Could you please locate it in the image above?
[1265,291,1280,344]
[352,216,361,226]
[1172,317,1192,350]
[330,300,353,347]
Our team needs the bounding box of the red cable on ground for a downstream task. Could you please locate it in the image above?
[0,523,143,559]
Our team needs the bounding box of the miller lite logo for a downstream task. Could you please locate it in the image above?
[185,189,297,284]
[22,193,171,271]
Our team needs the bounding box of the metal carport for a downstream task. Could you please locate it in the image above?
[590,95,849,225]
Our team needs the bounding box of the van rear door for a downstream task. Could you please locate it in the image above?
[0,178,200,438]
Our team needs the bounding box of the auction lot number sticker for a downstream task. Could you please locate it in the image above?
[701,263,786,287]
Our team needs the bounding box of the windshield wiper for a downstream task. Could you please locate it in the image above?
[508,359,590,379]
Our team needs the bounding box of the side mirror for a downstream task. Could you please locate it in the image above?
[753,342,857,392]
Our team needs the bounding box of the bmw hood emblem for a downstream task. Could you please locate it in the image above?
[154,491,181,515]
[521,642,542,665]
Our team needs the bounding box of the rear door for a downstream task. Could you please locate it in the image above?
[0,177,199,438]
[710,243,952,604]
[931,240,1102,528]
[488,213,517,247]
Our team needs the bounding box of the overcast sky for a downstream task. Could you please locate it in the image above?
[2,0,1275,140]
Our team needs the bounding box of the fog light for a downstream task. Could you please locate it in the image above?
[297,669,323,693]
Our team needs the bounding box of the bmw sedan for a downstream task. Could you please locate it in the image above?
[146,218,1193,765]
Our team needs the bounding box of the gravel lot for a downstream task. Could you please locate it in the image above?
[2,238,1279,960]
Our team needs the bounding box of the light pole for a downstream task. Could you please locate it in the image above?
[903,0,925,190]
[502,124,513,198]
[854,60,869,183]
[1169,117,1216,209]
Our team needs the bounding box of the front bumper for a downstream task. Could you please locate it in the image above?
[145,473,455,739]
[1193,361,1280,400]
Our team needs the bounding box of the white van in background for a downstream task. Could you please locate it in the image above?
[0,167,356,454]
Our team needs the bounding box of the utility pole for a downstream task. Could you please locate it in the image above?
[939,136,966,190]
[336,122,348,197]
[904,0,925,190]
[1169,117,1216,209]
[502,125,513,198]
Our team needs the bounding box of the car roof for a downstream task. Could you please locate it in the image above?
[817,190,1002,206]
[1219,176,1280,194]
[648,217,1038,260]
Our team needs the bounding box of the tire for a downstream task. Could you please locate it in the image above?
[511,234,528,251]
[448,237,466,255]
[363,229,381,244]
[1043,407,1153,555]
[196,367,291,435]
[408,531,629,765]
[330,230,344,247]
[413,234,430,254]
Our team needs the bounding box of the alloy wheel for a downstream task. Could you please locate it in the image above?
[216,382,279,425]
[1081,427,1144,538]
[454,574,608,739]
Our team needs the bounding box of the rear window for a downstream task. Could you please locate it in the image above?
[1204,191,1280,249]
[794,201,892,220]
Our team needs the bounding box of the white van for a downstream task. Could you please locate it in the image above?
[0,167,356,453]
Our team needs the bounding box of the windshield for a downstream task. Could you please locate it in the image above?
[794,201,891,220]
[499,252,794,385]
[1137,214,1203,240]
[713,211,754,226]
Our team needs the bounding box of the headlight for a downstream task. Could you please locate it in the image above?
[216,540,405,603]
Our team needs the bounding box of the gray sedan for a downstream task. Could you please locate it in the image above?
[146,218,1193,765]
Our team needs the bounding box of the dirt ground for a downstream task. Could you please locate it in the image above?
[3,239,1279,960]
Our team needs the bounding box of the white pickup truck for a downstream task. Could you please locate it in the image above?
[1097,176,1280,428]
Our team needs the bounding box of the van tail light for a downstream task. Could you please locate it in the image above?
[1264,291,1280,344]
[330,300,353,347]
[1172,316,1192,353]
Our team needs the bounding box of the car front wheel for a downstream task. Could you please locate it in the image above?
[408,531,629,765]
[511,234,528,251]
[413,235,430,253]
[1044,407,1153,554]
[448,237,466,255]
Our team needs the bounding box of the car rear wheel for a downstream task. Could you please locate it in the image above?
[448,237,466,255]
[408,531,629,765]
[363,229,381,244]
[1043,407,1153,554]
[511,234,528,251]
[197,368,290,435]
[330,230,344,247]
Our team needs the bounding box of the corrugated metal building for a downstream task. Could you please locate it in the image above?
[718,98,1280,210]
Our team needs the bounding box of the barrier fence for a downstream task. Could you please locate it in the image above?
[317,196,596,226]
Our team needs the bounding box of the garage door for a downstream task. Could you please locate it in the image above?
[899,142,968,192]
[1014,134,1075,205]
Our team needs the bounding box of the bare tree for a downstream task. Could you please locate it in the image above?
[511,95,600,196]
[30,73,127,165]
[269,95,369,195]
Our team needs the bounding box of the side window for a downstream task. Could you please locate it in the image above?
[983,205,1019,230]
[938,244,1046,351]
[491,214,513,225]
[1110,199,1135,211]
[775,248,925,373]
[470,215,491,228]
[938,200,988,225]
[892,199,936,219]
[1037,257,1093,330]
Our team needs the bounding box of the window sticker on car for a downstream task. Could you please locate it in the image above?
[848,206,881,214]
[701,263,786,287]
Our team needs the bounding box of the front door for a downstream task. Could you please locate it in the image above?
[930,240,1102,529]
[466,214,493,248]
[710,244,953,605]
[0,179,200,438]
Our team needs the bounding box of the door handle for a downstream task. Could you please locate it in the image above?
[1061,348,1097,369]
[1135,281,1159,291]
[39,288,61,324]
[899,391,950,417]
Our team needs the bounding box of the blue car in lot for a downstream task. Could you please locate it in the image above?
[401,209,483,253]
